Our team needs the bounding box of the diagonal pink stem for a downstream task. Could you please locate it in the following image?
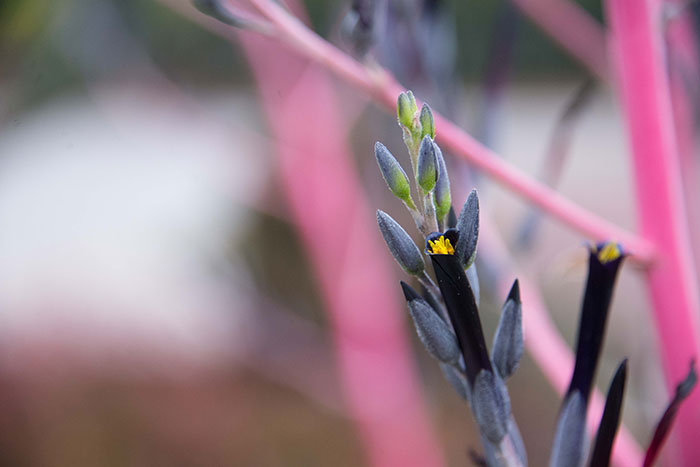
[606,1,700,464]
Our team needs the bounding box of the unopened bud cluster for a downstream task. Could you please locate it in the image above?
[375,92,526,465]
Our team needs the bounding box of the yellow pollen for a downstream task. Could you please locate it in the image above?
[429,236,455,255]
[596,243,621,264]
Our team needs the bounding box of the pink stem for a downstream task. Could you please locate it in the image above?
[242,0,655,263]
[510,0,608,80]
[605,1,700,464]
[665,4,700,290]
[238,30,444,467]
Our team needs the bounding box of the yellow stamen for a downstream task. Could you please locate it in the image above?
[596,242,621,264]
[429,236,455,255]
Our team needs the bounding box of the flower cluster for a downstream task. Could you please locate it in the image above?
[376,92,525,465]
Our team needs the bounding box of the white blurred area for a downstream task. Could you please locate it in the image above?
[0,87,269,376]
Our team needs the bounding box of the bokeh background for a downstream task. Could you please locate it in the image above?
[0,0,683,465]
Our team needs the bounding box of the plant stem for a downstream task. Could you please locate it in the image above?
[606,1,700,464]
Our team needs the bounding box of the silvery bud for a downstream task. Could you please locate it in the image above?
[456,189,479,268]
[441,363,470,402]
[374,142,412,204]
[492,280,524,379]
[376,210,425,275]
[417,136,438,192]
[407,294,460,364]
[550,392,586,467]
[472,370,511,444]
[397,91,418,129]
[420,103,435,139]
[433,143,451,220]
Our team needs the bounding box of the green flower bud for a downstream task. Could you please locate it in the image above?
[374,142,412,204]
[417,136,437,192]
[397,91,418,129]
[433,143,451,219]
[420,104,435,139]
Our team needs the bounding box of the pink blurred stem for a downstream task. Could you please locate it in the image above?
[510,0,608,80]
[238,30,444,467]
[665,5,700,287]
[606,1,700,464]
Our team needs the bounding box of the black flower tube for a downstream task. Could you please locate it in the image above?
[426,229,492,386]
[567,242,625,401]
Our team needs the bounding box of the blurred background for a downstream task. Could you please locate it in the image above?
[0,0,687,465]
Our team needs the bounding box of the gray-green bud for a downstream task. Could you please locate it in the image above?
[433,143,451,219]
[417,136,438,192]
[374,142,412,204]
[550,392,586,467]
[472,370,511,444]
[397,91,418,129]
[456,189,480,268]
[420,104,435,139]
[376,210,425,275]
[407,296,461,364]
[492,280,523,379]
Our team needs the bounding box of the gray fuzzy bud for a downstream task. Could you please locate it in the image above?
[550,392,586,467]
[472,370,511,444]
[420,104,435,139]
[417,136,438,192]
[376,210,425,275]
[440,363,470,402]
[374,142,412,203]
[433,143,451,220]
[492,280,523,379]
[408,298,460,364]
[507,417,528,466]
[456,189,479,267]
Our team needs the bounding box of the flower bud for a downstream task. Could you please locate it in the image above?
[404,287,460,364]
[433,143,451,220]
[397,91,418,129]
[376,210,425,275]
[456,189,479,268]
[472,370,511,444]
[550,392,586,467]
[440,362,470,402]
[492,280,523,379]
[420,103,435,139]
[374,142,412,203]
[417,136,437,192]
